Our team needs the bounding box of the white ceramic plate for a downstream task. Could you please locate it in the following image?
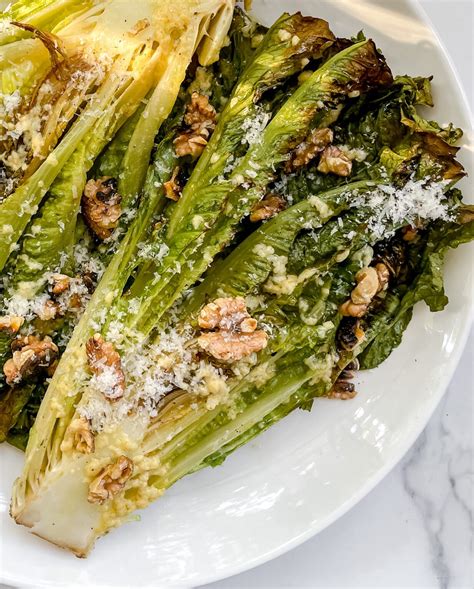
[1,1,472,587]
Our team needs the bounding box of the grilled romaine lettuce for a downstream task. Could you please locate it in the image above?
[3,4,473,560]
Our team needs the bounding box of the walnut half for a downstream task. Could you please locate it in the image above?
[285,127,334,172]
[198,297,251,331]
[339,264,391,318]
[198,331,268,362]
[351,267,379,305]
[87,455,134,504]
[317,146,352,176]
[184,92,216,128]
[197,297,268,361]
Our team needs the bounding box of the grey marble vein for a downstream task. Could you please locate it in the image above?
[402,424,451,589]
[401,377,473,589]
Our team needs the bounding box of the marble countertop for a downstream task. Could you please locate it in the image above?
[1,3,472,589]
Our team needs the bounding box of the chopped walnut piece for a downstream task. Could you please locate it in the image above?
[285,127,333,172]
[340,264,388,317]
[174,134,208,157]
[240,317,258,333]
[163,166,182,201]
[36,299,60,321]
[375,263,390,292]
[184,92,217,131]
[328,379,357,400]
[198,330,268,362]
[3,354,31,385]
[0,315,24,334]
[68,417,95,454]
[87,455,133,504]
[198,296,268,361]
[174,92,217,158]
[11,335,33,352]
[250,194,286,222]
[317,146,352,176]
[198,297,250,331]
[49,273,71,295]
[48,274,91,313]
[3,335,58,385]
[86,334,125,401]
[69,292,83,309]
[82,177,122,240]
[402,225,418,242]
[339,300,368,318]
[351,267,379,305]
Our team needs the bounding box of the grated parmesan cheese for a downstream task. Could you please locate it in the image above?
[352,179,453,239]
[73,242,105,278]
[79,325,229,431]
[137,241,169,263]
[241,107,271,146]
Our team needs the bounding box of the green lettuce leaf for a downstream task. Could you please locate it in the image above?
[9,142,87,287]
[0,384,34,443]
[358,308,413,370]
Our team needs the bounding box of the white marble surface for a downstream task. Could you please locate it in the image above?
[1,2,472,589]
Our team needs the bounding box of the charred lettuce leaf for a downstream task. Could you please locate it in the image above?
[360,206,474,369]
[282,75,464,203]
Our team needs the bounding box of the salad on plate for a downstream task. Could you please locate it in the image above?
[0,0,472,557]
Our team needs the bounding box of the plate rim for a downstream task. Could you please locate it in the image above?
[1,1,473,587]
